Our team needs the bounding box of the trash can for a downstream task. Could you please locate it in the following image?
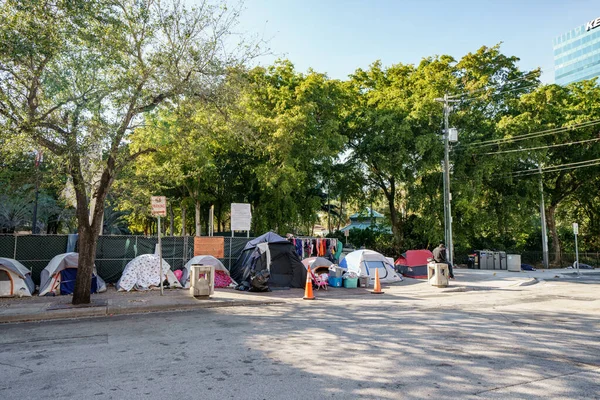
[358,275,369,288]
[507,254,521,272]
[190,265,215,297]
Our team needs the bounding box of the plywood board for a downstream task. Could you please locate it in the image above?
[194,237,225,258]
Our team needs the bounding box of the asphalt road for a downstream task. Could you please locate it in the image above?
[1,280,599,399]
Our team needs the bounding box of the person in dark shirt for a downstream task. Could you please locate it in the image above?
[433,242,455,279]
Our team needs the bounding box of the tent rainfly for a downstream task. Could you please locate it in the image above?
[116,254,182,291]
[339,249,402,283]
[39,253,107,296]
[395,249,433,279]
[0,257,35,297]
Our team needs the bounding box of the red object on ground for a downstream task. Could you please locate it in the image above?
[214,270,232,288]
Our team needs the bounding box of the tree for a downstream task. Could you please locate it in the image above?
[0,0,255,304]
[496,80,600,263]
[341,58,454,250]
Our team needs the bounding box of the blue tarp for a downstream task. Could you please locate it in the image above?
[59,268,97,294]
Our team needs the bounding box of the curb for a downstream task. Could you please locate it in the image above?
[0,299,286,324]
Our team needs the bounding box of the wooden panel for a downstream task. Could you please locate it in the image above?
[194,237,225,258]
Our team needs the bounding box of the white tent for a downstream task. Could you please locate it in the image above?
[116,254,182,291]
[0,257,35,297]
[339,250,402,283]
[39,253,107,296]
[182,255,234,288]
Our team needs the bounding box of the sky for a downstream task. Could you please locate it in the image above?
[225,0,599,83]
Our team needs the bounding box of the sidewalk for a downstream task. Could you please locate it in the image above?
[0,288,286,324]
[1,268,597,324]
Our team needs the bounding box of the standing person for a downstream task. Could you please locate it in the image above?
[433,242,455,279]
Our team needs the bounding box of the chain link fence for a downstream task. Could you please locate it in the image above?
[0,234,256,285]
[5,234,594,285]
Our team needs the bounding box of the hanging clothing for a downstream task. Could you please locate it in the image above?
[335,241,343,262]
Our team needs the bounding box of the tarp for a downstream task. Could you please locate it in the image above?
[182,255,235,288]
[116,254,182,291]
[0,257,35,297]
[339,249,402,283]
[38,253,107,296]
[395,249,433,279]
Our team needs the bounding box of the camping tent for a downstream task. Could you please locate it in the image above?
[0,257,35,297]
[301,257,333,275]
[116,254,182,291]
[395,249,433,279]
[339,250,402,283]
[182,255,235,288]
[230,232,307,288]
[39,253,107,296]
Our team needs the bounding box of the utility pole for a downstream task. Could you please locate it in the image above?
[435,94,459,264]
[538,165,549,269]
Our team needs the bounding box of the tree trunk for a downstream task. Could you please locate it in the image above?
[388,201,403,251]
[546,205,561,265]
[72,190,105,305]
[181,204,186,236]
[195,200,201,237]
[380,177,403,251]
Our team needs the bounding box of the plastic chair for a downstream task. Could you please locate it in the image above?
[311,270,328,291]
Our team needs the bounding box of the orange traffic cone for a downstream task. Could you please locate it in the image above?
[371,268,384,294]
[303,266,315,300]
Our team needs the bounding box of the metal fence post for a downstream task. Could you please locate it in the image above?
[13,235,17,259]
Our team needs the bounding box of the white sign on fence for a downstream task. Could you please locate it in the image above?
[231,203,251,231]
[151,196,167,217]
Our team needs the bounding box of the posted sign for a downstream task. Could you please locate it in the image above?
[231,203,251,231]
[151,196,167,217]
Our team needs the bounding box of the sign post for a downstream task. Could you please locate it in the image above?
[231,203,252,236]
[573,223,580,276]
[151,196,167,295]
[344,229,349,245]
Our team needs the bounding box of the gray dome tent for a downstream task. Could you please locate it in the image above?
[230,232,307,288]
[0,257,35,297]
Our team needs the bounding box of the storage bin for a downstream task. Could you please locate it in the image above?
[343,277,358,288]
[328,266,344,278]
[328,276,342,287]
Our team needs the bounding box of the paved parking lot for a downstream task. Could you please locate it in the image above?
[1,273,598,399]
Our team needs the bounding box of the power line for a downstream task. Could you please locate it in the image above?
[478,137,600,155]
[459,119,600,149]
[510,158,600,177]
[457,84,539,105]
[447,71,541,100]
[513,161,600,178]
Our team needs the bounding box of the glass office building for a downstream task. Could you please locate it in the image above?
[554,17,600,85]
